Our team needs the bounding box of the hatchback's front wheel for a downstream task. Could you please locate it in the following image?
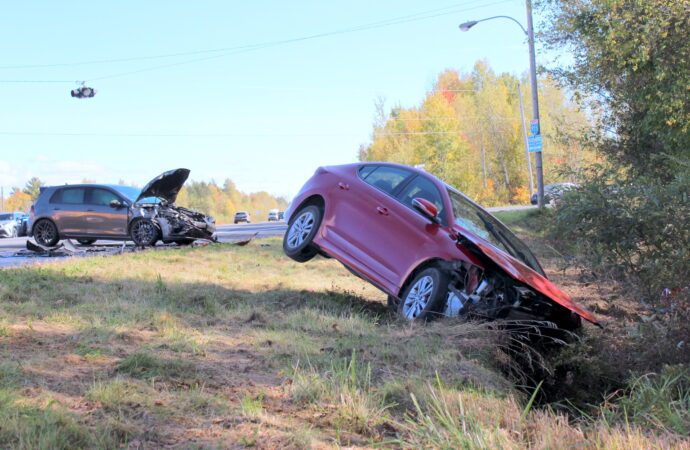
[398,266,450,321]
[130,219,159,247]
[33,219,59,247]
[283,205,322,262]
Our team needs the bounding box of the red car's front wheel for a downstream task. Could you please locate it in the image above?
[398,266,449,321]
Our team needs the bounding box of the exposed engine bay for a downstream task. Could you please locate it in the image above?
[134,203,216,243]
[441,259,582,331]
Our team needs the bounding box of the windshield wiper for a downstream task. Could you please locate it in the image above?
[475,212,520,259]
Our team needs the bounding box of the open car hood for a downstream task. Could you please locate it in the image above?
[136,168,190,204]
[453,224,599,325]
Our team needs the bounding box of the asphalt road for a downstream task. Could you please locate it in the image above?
[0,206,535,268]
[0,221,288,268]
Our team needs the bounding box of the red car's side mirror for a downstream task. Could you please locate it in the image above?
[412,198,439,223]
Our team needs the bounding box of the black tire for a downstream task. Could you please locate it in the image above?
[398,266,450,321]
[130,219,159,247]
[387,295,400,309]
[76,239,96,245]
[283,204,322,263]
[33,219,60,247]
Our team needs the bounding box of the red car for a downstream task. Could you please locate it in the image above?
[283,163,597,330]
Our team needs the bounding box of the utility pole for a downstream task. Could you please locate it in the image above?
[525,0,544,208]
[480,132,487,188]
[1,186,3,212]
[517,83,534,197]
[459,1,545,207]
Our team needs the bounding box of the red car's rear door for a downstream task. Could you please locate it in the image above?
[324,165,414,292]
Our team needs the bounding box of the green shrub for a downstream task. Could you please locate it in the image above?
[549,163,690,305]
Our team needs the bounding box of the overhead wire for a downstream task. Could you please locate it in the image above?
[0,1,487,71]
[0,0,515,83]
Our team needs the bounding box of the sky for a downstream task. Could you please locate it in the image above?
[0,0,552,201]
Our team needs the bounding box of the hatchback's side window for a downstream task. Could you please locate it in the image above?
[360,166,412,195]
[89,188,121,206]
[396,176,446,225]
[51,188,86,204]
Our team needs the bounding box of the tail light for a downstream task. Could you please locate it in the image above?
[29,204,35,222]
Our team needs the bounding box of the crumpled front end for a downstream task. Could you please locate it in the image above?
[132,204,216,242]
[440,259,586,330]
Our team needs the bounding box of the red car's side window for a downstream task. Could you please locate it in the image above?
[359,166,413,195]
[396,176,447,226]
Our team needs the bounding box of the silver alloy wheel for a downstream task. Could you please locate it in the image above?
[34,221,57,245]
[402,275,435,319]
[132,220,156,245]
[286,211,315,249]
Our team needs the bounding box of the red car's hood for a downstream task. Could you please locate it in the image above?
[453,225,598,325]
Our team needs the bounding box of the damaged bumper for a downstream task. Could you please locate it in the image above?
[133,204,216,242]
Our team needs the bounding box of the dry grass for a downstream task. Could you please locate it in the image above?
[0,236,687,448]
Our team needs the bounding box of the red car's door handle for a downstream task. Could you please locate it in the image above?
[376,206,389,216]
[338,182,350,190]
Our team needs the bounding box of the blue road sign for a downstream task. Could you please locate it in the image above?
[528,134,542,153]
[530,120,539,135]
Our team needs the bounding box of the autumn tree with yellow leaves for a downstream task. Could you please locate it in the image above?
[360,61,596,206]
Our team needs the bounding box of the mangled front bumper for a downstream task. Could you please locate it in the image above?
[132,204,216,242]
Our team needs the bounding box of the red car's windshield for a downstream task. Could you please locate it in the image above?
[447,188,545,276]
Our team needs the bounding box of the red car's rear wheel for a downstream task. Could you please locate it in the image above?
[283,205,322,262]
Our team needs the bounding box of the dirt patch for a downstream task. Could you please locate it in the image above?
[1,319,343,447]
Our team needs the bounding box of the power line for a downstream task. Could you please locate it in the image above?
[388,116,520,121]
[375,130,516,135]
[0,0,514,83]
[0,129,518,137]
[0,131,360,137]
[0,1,485,71]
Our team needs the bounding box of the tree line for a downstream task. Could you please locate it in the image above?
[359,61,597,206]
[1,177,288,224]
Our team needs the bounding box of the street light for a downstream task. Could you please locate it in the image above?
[458,1,545,208]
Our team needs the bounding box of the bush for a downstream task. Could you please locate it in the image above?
[549,163,690,307]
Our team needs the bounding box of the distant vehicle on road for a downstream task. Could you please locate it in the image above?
[0,212,24,238]
[234,211,251,224]
[17,213,29,237]
[530,183,578,205]
[278,211,284,220]
[267,209,280,221]
[30,169,215,247]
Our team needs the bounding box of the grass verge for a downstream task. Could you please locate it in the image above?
[0,237,687,447]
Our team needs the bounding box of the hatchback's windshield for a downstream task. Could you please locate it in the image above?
[112,186,141,203]
[447,188,544,276]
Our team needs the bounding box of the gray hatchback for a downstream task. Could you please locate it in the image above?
[30,168,216,247]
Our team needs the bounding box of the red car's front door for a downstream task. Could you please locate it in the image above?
[361,174,454,293]
[325,166,451,295]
